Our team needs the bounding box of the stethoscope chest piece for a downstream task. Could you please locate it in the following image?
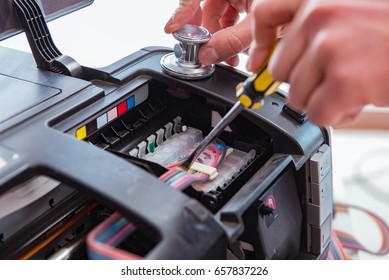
[161,24,215,80]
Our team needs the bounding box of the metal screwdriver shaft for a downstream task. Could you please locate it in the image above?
[180,101,243,171]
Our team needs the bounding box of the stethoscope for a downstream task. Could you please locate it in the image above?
[161,24,215,80]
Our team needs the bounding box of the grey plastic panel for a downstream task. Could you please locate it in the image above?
[311,215,332,255]
[307,144,333,255]
[308,195,332,227]
[311,172,332,205]
[0,75,61,124]
[310,144,331,184]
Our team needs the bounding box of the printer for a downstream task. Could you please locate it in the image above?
[0,0,333,260]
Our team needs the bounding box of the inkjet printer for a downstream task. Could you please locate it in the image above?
[0,0,333,260]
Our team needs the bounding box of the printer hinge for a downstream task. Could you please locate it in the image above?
[13,0,83,77]
[13,0,121,84]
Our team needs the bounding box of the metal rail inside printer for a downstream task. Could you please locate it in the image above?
[0,0,333,260]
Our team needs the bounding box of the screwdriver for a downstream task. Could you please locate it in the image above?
[180,51,281,171]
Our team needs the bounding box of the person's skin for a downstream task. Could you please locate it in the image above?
[164,0,254,67]
[247,0,389,127]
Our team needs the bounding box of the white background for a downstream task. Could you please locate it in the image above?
[1,0,179,67]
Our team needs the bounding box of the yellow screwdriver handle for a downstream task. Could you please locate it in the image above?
[236,48,281,109]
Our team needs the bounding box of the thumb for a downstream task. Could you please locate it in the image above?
[198,15,252,65]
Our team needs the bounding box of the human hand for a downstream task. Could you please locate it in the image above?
[247,0,389,127]
[164,0,253,66]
